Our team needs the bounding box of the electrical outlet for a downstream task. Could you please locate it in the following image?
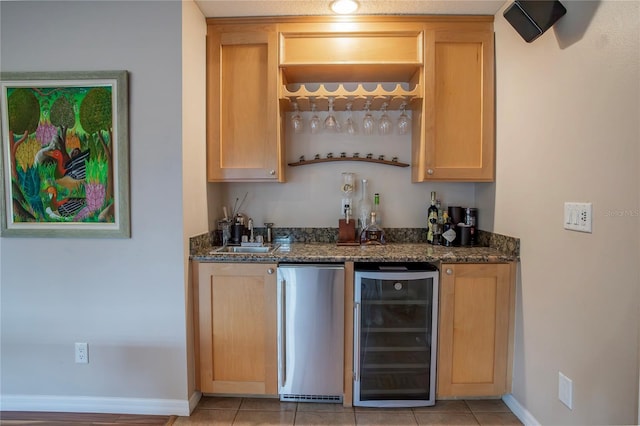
[558,371,573,409]
[75,342,88,364]
[564,202,592,233]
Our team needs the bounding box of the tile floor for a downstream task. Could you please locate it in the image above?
[170,397,523,425]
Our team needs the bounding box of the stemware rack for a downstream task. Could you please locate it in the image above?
[288,156,410,168]
[280,82,422,112]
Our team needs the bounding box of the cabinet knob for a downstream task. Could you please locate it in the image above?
[427,169,434,175]
[267,268,274,274]
[446,268,453,275]
[269,169,276,176]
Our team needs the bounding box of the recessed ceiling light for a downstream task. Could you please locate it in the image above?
[330,0,359,15]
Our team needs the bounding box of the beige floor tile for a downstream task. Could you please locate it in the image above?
[239,398,297,412]
[465,400,510,413]
[294,411,356,425]
[414,412,479,425]
[296,403,354,413]
[474,412,523,425]
[172,408,236,426]
[413,400,472,413]
[355,412,418,425]
[233,410,295,425]
[198,396,243,410]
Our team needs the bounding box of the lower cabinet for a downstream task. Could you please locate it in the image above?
[194,262,278,395]
[437,262,516,397]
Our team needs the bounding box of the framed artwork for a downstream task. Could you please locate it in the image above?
[0,70,130,238]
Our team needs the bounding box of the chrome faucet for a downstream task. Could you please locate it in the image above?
[248,218,254,242]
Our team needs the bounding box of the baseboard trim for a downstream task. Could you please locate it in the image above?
[0,394,191,416]
[188,391,202,414]
[502,394,540,426]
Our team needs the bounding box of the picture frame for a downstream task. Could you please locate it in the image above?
[0,70,130,238]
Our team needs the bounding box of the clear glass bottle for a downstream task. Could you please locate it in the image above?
[360,211,386,245]
[359,179,372,231]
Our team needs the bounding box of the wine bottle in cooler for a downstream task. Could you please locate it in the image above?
[427,191,438,244]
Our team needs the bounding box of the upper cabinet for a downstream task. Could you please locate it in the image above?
[206,17,495,183]
[206,23,284,182]
[413,24,495,182]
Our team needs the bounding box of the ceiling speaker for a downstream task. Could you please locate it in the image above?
[503,0,567,43]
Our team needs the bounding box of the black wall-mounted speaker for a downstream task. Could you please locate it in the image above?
[503,0,567,43]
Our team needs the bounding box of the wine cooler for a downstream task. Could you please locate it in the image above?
[353,263,439,407]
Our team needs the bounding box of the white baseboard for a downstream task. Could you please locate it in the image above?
[502,394,540,426]
[0,394,191,416]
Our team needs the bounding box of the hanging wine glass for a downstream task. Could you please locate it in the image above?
[291,101,303,134]
[324,97,340,132]
[344,102,357,136]
[397,101,411,135]
[378,102,392,135]
[362,100,375,136]
[309,102,321,134]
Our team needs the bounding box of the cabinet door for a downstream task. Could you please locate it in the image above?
[207,26,283,182]
[416,28,495,182]
[437,263,515,397]
[196,262,278,395]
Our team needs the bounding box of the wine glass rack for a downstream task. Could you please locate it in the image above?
[280,82,422,112]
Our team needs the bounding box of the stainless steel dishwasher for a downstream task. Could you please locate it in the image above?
[277,264,344,403]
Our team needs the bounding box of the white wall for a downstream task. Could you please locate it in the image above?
[220,112,477,228]
[181,0,208,408]
[484,1,640,423]
[1,1,190,415]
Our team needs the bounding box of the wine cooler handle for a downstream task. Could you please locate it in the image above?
[279,279,286,387]
[354,302,361,383]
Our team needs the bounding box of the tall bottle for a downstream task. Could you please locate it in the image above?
[427,191,438,244]
[359,179,372,231]
[373,192,381,225]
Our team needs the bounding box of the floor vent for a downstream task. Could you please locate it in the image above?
[280,394,343,403]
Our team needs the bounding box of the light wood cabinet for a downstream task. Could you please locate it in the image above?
[437,262,516,397]
[413,25,495,182]
[206,23,284,182]
[194,262,278,395]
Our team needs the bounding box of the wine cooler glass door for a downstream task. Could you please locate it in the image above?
[354,268,438,407]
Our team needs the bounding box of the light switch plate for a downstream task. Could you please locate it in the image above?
[564,202,592,233]
[558,371,573,409]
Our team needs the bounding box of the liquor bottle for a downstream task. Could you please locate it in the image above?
[359,179,372,231]
[442,212,456,247]
[433,199,443,245]
[360,211,386,245]
[427,191,438,244]
[373,192,381,225]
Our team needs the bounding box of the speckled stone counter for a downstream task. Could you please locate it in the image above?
[190,242,516,264]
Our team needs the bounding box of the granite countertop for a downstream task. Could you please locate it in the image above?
[190,242,516,263]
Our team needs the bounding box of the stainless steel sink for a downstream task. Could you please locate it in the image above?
[211,244,280,254]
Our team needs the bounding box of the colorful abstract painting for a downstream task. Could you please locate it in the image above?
[0,71,129,238]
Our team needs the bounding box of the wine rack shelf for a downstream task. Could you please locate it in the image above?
[288,156,410,168]
[280,82,422,112]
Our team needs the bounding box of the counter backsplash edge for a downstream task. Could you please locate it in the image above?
[190,228,519,258]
